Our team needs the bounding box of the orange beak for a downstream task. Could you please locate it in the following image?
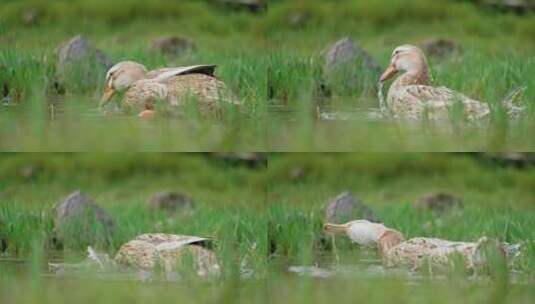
[323,223,349,234]
[379,63,398,82]
[99,83,116,109]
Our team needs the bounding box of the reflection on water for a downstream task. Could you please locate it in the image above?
[288,264,412,280]
[285,253,412,280]
[318,107,386,121]
[0,256,531,285]
[268,105,387,122]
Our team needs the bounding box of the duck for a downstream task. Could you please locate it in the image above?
[324,220,396,247]
[49,233,220,277]
[99,61,240,116]
[324,220,521,272]
[378,45,522,121]
[113,233,220,276]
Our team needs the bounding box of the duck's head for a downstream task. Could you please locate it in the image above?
[100,61,148,108]
[377,230,404,254]
[379,45,428,83]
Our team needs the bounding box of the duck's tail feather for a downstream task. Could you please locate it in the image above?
[501,86,526,119]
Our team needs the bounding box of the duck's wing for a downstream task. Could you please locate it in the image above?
[134,233,214,248]
[383,237,480,270]
[164,74,241,106]
[390,85,490,120]
[146,65,217,81]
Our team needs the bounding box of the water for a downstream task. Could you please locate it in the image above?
[1,255,532,285]
[269,104,387,122]
[377,82,386,111]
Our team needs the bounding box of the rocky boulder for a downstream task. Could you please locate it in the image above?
[56,35,112,91]
[414,192,463,215]
[321,37,382,96]
[21,8,40,26]
[479,152,535,168]
[148,191,194,215]
[54,191,115,246]
[325,191,379,224]
[419,38,461,59]
[150,36,196,57]
[217,0,267,13]
[211,153,267,168]
[479,0,535,14]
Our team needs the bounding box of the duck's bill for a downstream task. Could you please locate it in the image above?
[379,64,398,82]
[323,223,348,234]
[99,84,116,108]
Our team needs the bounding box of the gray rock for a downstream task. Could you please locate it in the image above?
[419,39,461,59]
[218,0,267,13]
[288,12,310,28]
[19,165,37,179]
[322,37,382,94]
[414,192,463,215]
[325,191,379,224]
[211,153,267,168]
[480,152,535,168]
[57,35,112,70]
[479,0,535,14]
[150,36,196,57]
[56,35,112,90]
[54,191,115,244]
[148,192,194,214]
[21,9,40,26]
[289,166,305,180]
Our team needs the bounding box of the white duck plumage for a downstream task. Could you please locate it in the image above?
[324,220,395,247]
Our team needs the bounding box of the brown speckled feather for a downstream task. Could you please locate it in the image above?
[388,83,490,121]
[114,233,219,275]
[163,74,240,107]
[383,237,485,271]
[122,73,239,113]
[383,45,491,122]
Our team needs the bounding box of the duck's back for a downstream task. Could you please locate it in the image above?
[114,233,216,272]
[163,73,240,107]
[383,237,480,270]
[388,85,490,121]
[346,220,388,246]
[123,74,239,113]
